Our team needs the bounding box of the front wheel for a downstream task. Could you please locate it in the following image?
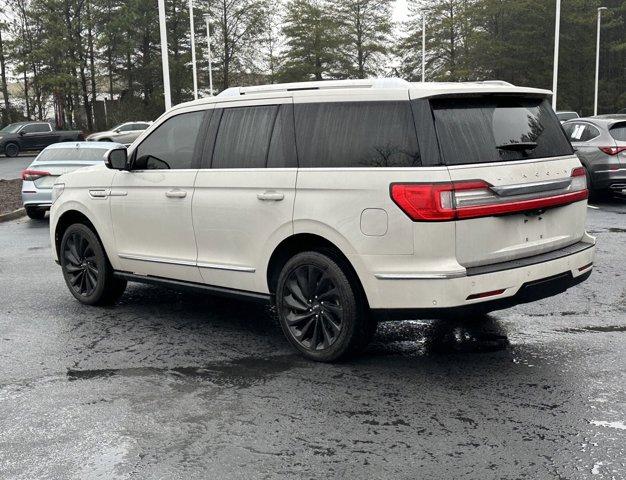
[60,223,127,305]
[275,251,373,362]
[4,142,19,157]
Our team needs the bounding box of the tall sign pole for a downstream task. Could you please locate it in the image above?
[204,14,214,96]
[189,0,198,100]
[158,0,172,110]
[594,7,608,116]
[551,0,561,110]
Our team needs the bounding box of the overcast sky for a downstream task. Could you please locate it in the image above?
[393,0,410,22]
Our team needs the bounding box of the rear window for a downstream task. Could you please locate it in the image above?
[609,122,626,141]
[295,101,421,168]
[37,148,107,162]
[432,97,573,165]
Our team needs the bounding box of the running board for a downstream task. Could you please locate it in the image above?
[113,271,271,304]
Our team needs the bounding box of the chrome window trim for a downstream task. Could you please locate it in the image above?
[118,253,255,273]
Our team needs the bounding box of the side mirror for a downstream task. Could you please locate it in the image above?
[19,130,26,136]
[105,147,128,170]
[114,129,121,133]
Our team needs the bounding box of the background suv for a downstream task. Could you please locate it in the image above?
[563,115,626,196]
[49,78,595,362]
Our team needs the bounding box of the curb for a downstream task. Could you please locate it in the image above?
[0,208,26,223]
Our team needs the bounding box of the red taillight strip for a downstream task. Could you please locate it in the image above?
[391,168,588,222]
[599,146,626,156]
[455,189,588,219]
[21,169,51,181]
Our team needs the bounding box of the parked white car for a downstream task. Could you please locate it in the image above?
[21,142,124,219]
[49,78,596,361]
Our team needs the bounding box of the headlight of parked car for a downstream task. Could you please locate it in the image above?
[51,183,65,204]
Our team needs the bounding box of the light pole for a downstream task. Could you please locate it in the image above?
[158,0,172,110]
[203,14,214,96]
[594,7,608,116]
[189,0,198,100]
[552,0,561,110]
[421,14,426,82]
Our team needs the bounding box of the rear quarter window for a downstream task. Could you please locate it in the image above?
[294,101,421,168]
[432,97,573,165]
[609,122,626,141]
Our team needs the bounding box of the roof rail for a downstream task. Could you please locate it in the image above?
[217,77,410,97]
[468,80,514,86]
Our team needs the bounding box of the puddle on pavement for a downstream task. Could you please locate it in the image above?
[371,315,510,356]
[67,355,303,387]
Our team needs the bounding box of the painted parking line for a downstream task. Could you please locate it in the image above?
[588,205,600,210]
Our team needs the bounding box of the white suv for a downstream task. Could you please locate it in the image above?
[50,78,595,361]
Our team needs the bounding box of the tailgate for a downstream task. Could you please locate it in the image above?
[448,157,586,267]
[431,95,588,268]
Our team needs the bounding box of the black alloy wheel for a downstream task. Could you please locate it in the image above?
[60,223,127,305]
[276,251,375,362]
[282,264,344,351]
[63,230,100,297]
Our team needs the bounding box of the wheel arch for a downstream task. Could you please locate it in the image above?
[265,233,369,308]
[54,210,102,259]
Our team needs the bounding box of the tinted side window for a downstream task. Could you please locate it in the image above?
[135,111,204,170]
[23,123,51,133]
[212,105,277,169]
[295,101,421,168]
[609,122,626,141]
[118,124,134,132]
[268,104,297,168]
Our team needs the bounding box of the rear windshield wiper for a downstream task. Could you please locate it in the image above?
[496,142,539,151]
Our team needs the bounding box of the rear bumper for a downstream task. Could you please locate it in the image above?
[364,238,595,312]
[21,185,52,209]
[590,167,626,191]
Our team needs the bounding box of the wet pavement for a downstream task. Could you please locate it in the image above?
[0,155,37,180]
[0,198,625,479]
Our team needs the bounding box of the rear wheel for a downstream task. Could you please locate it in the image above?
[25,206,46,220]
[275,251,374,362]
[60,223,126,305]
[4,142,19,157]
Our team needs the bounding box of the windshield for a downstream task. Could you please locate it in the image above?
[37,148,107,162]
[432,97,574,165]
[0,124,23,133]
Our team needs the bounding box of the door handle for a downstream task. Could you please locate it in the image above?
[165,189,187,199]
[257,191,284,201]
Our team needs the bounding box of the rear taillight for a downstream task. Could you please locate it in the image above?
[21,169,51,181]
[599,146,626,155]
[391,168,588,222]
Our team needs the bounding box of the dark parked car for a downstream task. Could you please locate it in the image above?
[563,115,626,195]
[0,122,84,157]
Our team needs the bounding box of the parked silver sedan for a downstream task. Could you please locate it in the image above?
[563,115,626,195]
[21,141,123,219]
[86,121,151,145]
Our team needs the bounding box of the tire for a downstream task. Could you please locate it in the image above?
[59,223,127,306]
[25,206,46,220]
[4,142,19,157]
[275,250,374,362]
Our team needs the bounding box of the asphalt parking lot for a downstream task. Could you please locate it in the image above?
[0,198,625,479]
[0,155,37,180]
